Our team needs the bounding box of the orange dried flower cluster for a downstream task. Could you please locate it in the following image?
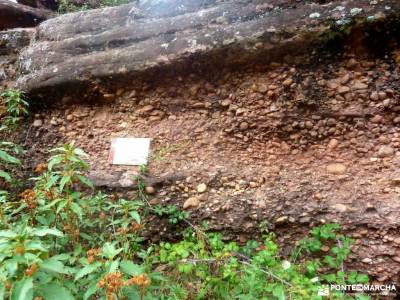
[130,222,144,232]
[25,263,38,276]
[117,222,144,235]
[20,189,37,209]
[97,272,151,299]
[34,163,48,174]
[124,274,151,289]
[15,245,25,255]
[63,224,80,238]
[97,272,124,299]
[87,248,101,264]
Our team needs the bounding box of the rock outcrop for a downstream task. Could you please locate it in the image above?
[0,0,54,30]
[0,29,35,89]
[17,0,400,100]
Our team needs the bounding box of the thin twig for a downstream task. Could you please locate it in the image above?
[239,260,293,287]
[336,238,344,273]
[231,252,294,287]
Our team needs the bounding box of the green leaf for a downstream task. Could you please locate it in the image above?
[41,259,69,274]
[83,282,98,300]
[45,174,60,190]
[25,241,47,252]
[38,282,74,300]
[48,156,63,171]
[11,277,33,300]
[272,285,285,300]
[0,150,20,165]
[77,175,93,189]
[74,262,101,281]
[129,211,141,224]
[120,260,143,276]
[356,273,369,284]
[73,148,88,157]
[107,259,120,273]
[32,228,63,237]
[70,202,83,221]
[0,170,11,182]
[0,230,17,238]
[59,175,71,192]
[102,242,122,260]
[0,282,5,300]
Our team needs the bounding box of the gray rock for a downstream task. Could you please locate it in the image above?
[17,0,400,100]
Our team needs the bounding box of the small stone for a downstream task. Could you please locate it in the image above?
[370,91,379,101]
[321,245,330,252]
[327,139,339,149]
[221,99,231,107]
[239,122,249,130]
[326,163,347,174]
[145,186,156,194]
[249,181,258,188]
[394,237,400,245]
[378,91,387,100]
[352,81,368,90]
[393,257,400,263]
[346,58,358,69]
[197,183,207,193]
[371,115,383,123]
[305,121,313,129]
[275,216,288,224]
[142,105,154,112]
[362,257,372,264]
[333,204,347,212]
[393,116,400,124]
[377,145,394,158]
[282,78,293,87]
[257,84,268,93]
[33,119,42,127]
[337,86,350,94]
[183,197,199,209]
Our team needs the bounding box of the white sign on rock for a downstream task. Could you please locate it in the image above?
[109,138,151,165]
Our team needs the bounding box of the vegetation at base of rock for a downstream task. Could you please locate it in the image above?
[58,0,132,14]
[0,89,371,299]
[0,89,28,130]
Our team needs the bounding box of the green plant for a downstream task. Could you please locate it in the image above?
[58,0,90,14]
[0,140,22,183]
[0,138,372,299]
[153,204,190,225]
[58,0,133,14]
[0,89,28,129]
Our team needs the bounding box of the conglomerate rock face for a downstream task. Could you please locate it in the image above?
[0,29,34,89]
[20,47,400,287]
[4,0,400,292]
[16,0,400,100]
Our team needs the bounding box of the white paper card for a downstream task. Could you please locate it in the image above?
[109,138,151,165]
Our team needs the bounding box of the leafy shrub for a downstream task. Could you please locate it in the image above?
[58,0,132,14]
[0,89,28,130]
[0,142,371,299]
